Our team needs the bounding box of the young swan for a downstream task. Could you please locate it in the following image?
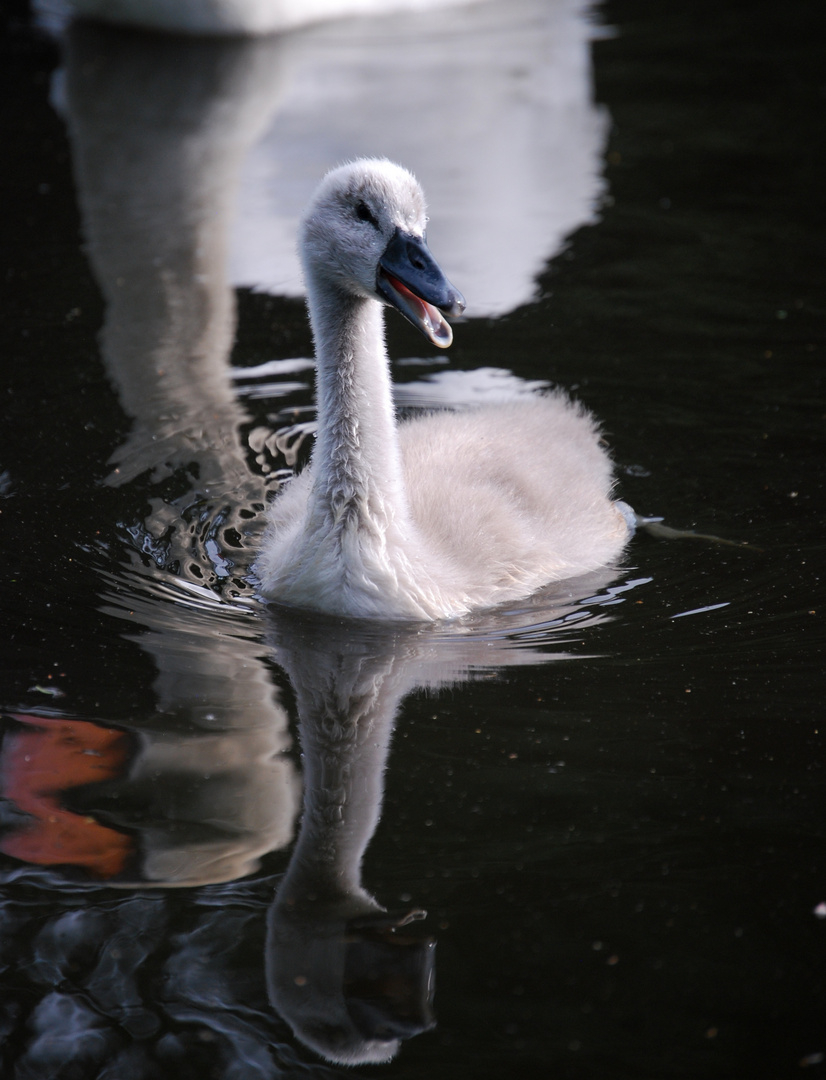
[255,159,631,620]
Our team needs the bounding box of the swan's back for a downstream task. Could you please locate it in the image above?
[399,393,627,602]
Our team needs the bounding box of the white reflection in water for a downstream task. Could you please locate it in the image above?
[231,0,609,316]
[260,581,630,1064]
[35,0,480,37]
[62,27,287,495]
[59,0,608,329]
[394,366,552,408]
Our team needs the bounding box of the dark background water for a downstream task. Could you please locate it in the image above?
[1,0,825,1077]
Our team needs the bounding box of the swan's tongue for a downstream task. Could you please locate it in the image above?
[377,228,465,348]
[381,270,453,347]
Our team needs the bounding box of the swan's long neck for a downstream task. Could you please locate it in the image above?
[306,275,408,531]
[275,650,402,911]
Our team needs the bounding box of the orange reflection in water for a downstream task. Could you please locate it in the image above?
[1,714,134,879]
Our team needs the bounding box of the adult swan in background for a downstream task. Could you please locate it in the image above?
[255,159,632,620]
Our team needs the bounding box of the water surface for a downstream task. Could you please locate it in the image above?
[1,0,825,1077]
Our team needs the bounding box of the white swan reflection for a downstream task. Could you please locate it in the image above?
[35,0,479,37]
[261,580,628,1064]
[230,0,610,317]
[60,0,609,326]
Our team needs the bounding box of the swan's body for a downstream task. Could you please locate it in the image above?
[255,159,631,620]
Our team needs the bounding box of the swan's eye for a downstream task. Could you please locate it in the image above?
[355,200,379,227]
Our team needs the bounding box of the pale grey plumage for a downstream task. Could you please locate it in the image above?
[255,159,631,619]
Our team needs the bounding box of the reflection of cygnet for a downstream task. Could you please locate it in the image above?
[266,623,435,1065]
[255,159,631,619]
[262,581,622,1065]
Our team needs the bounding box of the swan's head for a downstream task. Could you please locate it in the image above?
[301,158,465,348]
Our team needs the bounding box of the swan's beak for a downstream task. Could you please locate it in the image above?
[377,229,465,348]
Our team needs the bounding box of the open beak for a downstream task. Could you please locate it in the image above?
[377,228,465,348]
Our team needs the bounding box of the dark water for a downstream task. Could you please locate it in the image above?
[1,1,825,1077]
